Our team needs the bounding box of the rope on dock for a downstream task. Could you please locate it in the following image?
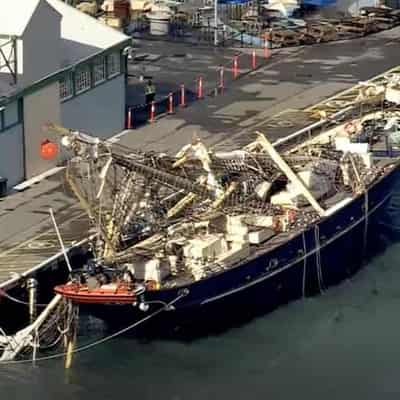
[0,292,187,365]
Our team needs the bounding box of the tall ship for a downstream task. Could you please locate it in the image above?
[52,76,400,335]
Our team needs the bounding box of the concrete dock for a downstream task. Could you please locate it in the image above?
[0,177,89,288]
[1,26,400,290]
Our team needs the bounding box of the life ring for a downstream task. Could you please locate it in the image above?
[344,122,357,135]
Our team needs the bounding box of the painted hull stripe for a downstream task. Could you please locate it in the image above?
[201,190,393,305]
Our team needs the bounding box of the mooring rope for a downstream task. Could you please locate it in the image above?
[314,225,325,293]
[301,231,307,298]
[35,310,76,351]
[0,289,48,308]
[0,292,186,365]
[362,190,369,260]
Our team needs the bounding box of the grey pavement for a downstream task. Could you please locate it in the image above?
[126,39,259,110]
[119,27,400,153]
[0,174,77,251]
[1,26,400,285]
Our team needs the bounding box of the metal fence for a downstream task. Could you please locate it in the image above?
[129,2,269,49]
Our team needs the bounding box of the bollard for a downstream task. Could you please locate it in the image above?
[264,45,270,59]
[252,49,256,69]
[219,66,224,92]
[149,101,155,122]
[233,55,238,79]
[180,84,186,107]
[127,107,132,129]
[168,92,174,114]
[197,76,203,99]
[264,32,271,59]
[27,278,38,324]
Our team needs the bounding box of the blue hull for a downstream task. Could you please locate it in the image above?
[89,166,400,337]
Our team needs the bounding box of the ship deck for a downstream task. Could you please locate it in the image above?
[161,131,400,290]
[2,28,400,290]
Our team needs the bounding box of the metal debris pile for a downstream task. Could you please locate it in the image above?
[3,93,400,364]
[41,103,399,289]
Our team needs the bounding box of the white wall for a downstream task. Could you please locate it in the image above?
[23,82,61,178]
[47,0,128,52]
[0,123,24,188]
[20,0,61,87]
[61,75,125,138]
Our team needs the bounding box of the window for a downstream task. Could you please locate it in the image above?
[0,99,22,132]
[93,57,106,85]
[3,100,19,127]
[58,52,121,101]
[107,52,120,78]
[74,66,91,94]
[59,72,73,100]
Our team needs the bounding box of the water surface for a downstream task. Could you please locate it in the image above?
[3,194,400,400]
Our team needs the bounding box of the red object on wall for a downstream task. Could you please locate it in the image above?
[40,139,58,160]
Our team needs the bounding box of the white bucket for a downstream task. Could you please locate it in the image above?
[148,12,170,35]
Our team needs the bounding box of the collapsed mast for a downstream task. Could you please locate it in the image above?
[46,124,350,269]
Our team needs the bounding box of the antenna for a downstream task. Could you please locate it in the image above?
[49,208,73,273]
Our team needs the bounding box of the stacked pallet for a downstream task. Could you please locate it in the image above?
[270,29,301,47]
[303,21,337,43]
[265,7,400,48]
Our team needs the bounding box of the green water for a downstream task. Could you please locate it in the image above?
[2,240,400,399]
[2,184,400,400]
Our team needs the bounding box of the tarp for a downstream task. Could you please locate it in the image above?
[263,0,299,17]
[218,0,250,4]
[302,0,336,6]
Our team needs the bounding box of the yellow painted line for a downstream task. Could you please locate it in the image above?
[0,210,87,258]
